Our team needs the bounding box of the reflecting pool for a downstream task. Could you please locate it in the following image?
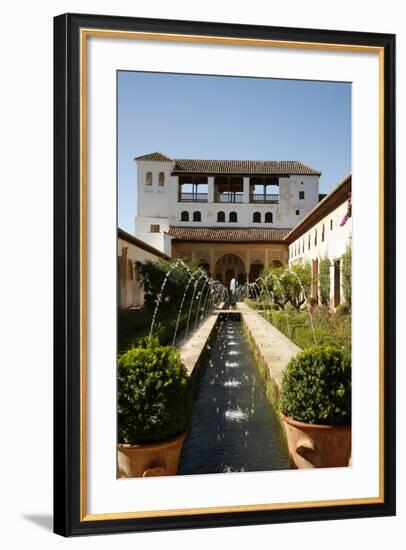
[179,313,290,475]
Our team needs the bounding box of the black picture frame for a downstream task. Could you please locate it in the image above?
[54,12,396,537]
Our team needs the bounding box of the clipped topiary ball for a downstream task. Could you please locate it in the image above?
[118,338,193,444]
[280,345,351,426]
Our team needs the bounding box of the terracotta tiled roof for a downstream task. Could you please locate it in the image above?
[134,152,174,162]
[172,159,320,176]
[167,226,290,242]
[134,152,321,176]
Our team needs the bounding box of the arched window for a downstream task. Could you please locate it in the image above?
[181,211,189,222]
[217,211,225,222]
[265,212,273,223]
[229,211,237,223]
[145,171,152,186]
[193,211,201,222]
[253,212,261,223]
[272,260,283,268]
[158,172,165,186]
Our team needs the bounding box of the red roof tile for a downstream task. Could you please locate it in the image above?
[167,226,290,242]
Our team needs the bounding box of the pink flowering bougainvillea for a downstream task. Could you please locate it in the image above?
[340,193,352,226]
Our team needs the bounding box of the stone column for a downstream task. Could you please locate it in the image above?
[243,177,250,204]
[209,249,215,276]
[208,176,214,203]
[245,250,250,280]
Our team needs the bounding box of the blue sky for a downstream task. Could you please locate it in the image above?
[118,71,351,233]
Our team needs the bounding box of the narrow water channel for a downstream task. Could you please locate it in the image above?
[179,313,290,475]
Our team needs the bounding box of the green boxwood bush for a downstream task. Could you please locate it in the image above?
[118,338,193,444]
[280,345,351,426]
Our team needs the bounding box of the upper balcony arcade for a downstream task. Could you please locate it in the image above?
[177,174,280,205]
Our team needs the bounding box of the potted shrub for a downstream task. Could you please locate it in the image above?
[280,345,351,469]
[117,337,192,478]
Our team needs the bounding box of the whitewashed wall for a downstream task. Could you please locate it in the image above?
[288,199,352,305]
[117,237,167,308]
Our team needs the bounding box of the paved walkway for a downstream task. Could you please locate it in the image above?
[178,312,219,376]
[236,302,301,395]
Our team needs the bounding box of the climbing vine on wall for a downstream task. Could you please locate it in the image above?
[342,241,352,306]
[319,257,331,306]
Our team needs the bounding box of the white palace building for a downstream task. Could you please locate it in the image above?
[118,151,351,308]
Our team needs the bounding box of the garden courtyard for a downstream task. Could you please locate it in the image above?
[117,257,352,477]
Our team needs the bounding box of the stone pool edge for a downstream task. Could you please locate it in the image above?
[236,302,301,400]
[178,303,301,394]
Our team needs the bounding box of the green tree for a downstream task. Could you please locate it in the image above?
[284,260,312,311]
[342,241,352,306]
[136,258,203,312]
[260,265,288,309]
[319,257,331,306]
[261,260,311,311]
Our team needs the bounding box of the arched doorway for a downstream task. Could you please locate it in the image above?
[249,260,264,282]
[198,260,210,276]
[225,270,234,286]
[214,254,246,288]
[237,272,246,285]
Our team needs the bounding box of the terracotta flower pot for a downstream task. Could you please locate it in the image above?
[281,413,351,469]
[117,431,187,478]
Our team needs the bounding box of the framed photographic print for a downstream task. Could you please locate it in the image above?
[53,13,396,536]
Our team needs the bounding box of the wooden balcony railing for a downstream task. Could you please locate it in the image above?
[250,194,279,204]
[178,193,208,202]
[214,193,244,203]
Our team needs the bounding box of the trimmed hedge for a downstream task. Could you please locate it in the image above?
[118,338,192,444]
[280,345,351,426]
[118,308,193,354]
[257,307,351,355]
